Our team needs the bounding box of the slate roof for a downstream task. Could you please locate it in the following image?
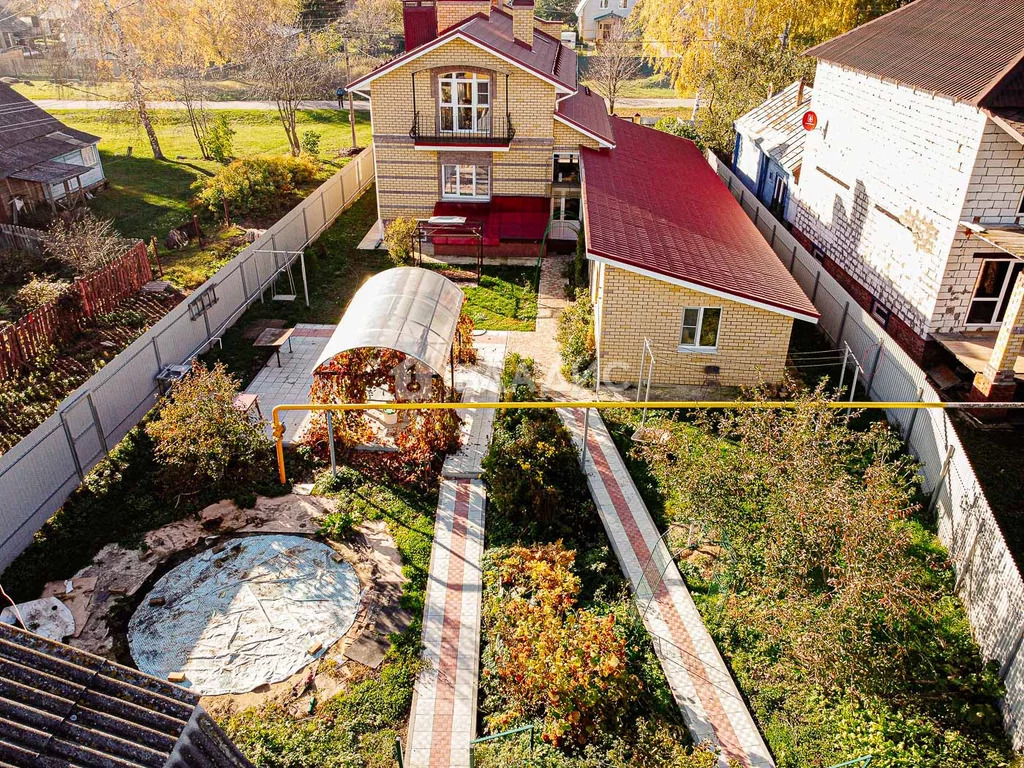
[806,0,1024,107]
[0,84,100,181]
[734,80,812,172]
[348,7,577,93]
[580,119,819,321]
[555,86,615,145]
[0,621,254,768]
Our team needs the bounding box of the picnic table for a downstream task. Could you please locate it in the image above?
[254,327,295,367]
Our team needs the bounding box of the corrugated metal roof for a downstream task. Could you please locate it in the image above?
[807,0,1024,106]
[580,119,819,321]
[0,621,254,768]
[734,80,812,172]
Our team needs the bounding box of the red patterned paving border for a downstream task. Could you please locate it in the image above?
[427,479,472,767]
[576,410,749,767]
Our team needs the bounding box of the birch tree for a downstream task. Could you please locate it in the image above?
[588,25,642,115]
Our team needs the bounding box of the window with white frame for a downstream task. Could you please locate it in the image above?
[551,193,580,221]
[1018,188,1024,216]
[439,72,490,133]
[679,307,721,351]
[619,0,627,8]
[441,164,490,200]
[552,152,580,183]
[81,145,99,166]
[599,0,609,8]
[967,258,1024,326]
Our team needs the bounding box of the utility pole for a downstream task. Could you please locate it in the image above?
[343,40,357,148]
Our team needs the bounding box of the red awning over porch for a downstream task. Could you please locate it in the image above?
[431,196,549,246]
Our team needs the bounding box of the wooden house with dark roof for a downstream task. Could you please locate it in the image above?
[0,84,106,224]
[0,621,254,768]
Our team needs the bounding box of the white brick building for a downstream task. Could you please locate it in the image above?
[780,0,1024,399]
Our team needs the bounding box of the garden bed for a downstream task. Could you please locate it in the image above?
[602,403,1018,768]
[0,290,183,456]
[471,355,717,767]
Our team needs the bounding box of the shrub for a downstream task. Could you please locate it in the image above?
[301,130,322,157]
[564,224,588,296]
[145,362,273,491]
[481,543,640,747]
[0,246,47,285]
[193,154,318,217]
[381,217,418,266]
[654,117,706,151]
[43,213,133,276]
[206,115,236,164]
[14,275,70,313]
[499,352,537,402]
[556,289,596,386]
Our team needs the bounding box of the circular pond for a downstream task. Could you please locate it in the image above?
[129,534,361,695]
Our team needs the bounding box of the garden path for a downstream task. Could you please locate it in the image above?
[559,407,774,768]
[406,332,507,768]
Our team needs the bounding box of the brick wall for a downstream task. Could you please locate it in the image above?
[933,120,1024,332]
[593,264,794,387]
[790,62,988,338]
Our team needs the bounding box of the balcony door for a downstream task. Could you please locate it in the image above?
[440,72,490,134]
[967,258,1024,328]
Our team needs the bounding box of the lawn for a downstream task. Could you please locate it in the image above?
[425,263,540,332]
[203,186,386,386]
[53,108,373,243]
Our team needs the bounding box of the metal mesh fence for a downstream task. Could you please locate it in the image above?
[0,148,376,569]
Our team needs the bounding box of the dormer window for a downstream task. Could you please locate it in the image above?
[440,72,490,133]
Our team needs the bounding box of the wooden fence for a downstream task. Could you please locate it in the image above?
[0,241,150,378]
[0,224,43,254]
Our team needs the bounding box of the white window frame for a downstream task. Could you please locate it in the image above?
[966,257,1024,328]
[618,0,627,8]
[1017,187,1024,217]
[439,72,490,134]
[678,306,721,353]
[550,193,580,221]
[81,145,99,166]
[441,164,490,200]
[599,0,609,8]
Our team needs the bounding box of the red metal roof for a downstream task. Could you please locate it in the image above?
[806,0,1024,106]
[556,87,615,146]
[580,119,819,321]
[348,8,576,93]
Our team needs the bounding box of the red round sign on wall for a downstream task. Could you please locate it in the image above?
[802,111,818,131]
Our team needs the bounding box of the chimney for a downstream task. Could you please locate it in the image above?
[508,0,534,47]
[796,77,806,106]
[403,0,437,52]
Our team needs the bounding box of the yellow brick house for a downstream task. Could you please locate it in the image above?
[348,0,818,387]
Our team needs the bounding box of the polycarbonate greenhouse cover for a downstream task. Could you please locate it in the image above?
[314,267,466,377]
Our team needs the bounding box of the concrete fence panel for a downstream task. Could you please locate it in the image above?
[0,147,376,571]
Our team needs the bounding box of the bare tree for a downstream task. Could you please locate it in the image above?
[588,24,642,115]
[246,28,339,156]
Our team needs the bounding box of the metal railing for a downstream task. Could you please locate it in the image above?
[469,724,535,768]
[410,111,515,145]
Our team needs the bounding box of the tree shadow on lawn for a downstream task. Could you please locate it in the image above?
[91,153,212,242]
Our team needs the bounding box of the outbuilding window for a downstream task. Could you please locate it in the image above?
[679,306,721,352]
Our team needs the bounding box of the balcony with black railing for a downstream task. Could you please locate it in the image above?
[410,111,515,147]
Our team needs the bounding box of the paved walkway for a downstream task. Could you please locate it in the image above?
[559,407,773,768]
[242,324,334,444]
[406,332,507,768]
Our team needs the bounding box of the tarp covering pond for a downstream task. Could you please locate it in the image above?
[128,535,361,695]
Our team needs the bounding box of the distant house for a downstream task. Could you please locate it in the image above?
[575,0,637,43]
[0,621,255,767]
[733,80,812,220]
[0,84,106,223]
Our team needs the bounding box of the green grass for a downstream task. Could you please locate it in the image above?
[436,265,539,332]
[203,187,385,386]
[52,108,373,243]
[581,73,686,100]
